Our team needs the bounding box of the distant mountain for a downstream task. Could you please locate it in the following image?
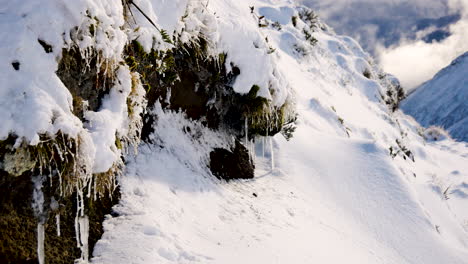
[402,52,468,141]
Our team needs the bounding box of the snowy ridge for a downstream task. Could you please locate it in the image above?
[87,1,468,263]
[402,52,468,142]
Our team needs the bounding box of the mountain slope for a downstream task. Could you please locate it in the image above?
[90,1,468,263]
[402,52,468,141]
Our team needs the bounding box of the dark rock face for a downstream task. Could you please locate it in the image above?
[209,141,254,180]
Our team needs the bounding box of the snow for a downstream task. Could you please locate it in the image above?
[401,52,468,142]
[2,0,468,263]
[91,1,468,263]
[210,0,292,105]
[85,66,132,173]
[0,0,126,144]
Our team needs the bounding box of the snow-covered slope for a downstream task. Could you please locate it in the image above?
[402,52,468,142]
[89,1,468,263]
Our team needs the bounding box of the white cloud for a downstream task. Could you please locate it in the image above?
[378,0,468,89]
[301,0,468,89]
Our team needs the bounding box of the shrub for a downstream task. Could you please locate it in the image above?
[424,126,451,142]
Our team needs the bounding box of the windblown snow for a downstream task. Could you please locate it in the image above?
[402,52,468,142]
[1,0,468,263]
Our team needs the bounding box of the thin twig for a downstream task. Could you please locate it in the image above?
[128,0,161,32]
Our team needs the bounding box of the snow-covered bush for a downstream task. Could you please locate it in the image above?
[379,73,406,112]
[423,126,451,142]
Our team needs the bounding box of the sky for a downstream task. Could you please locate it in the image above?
[301,0,468,90]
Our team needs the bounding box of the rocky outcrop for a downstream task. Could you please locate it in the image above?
[209,141,255,180]
[0,2,296,263]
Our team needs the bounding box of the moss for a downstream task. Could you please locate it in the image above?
[3,147,36,177]
[244,95,296,138]
[115,135,123,150]
[0,132,120,263]
[93,163,121,197]
[57,47,114,121]
[123,35,295,142]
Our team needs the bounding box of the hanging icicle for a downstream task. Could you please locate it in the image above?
[262,137,265,158]
[32,176,45,264]
[75,185,90,263]
[56,214,61,237]
[37,223,45,264]
[270,137,275,171]
[250,139,255,164]
[245,117,249,147]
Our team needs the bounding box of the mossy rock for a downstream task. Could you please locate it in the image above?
[0,134,120,263]
[124,37,294,142]
[57,47,114,121]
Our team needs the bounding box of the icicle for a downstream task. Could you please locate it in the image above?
[32,176,45,264]
[56,214,61,237]
[93,175,97,201]
[37,223,45,264]
[75,190,82,247]
[262,137,265,158]
[250,139,255,164]
[75,186,89,263]
[270,137,275,171]
[78,216,89,262]
[58,170,63,196]
[87,177,92,199]
[245,118,249,146]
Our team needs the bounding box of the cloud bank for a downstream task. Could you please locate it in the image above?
[301,0,468,89]
[378,0,468,89]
